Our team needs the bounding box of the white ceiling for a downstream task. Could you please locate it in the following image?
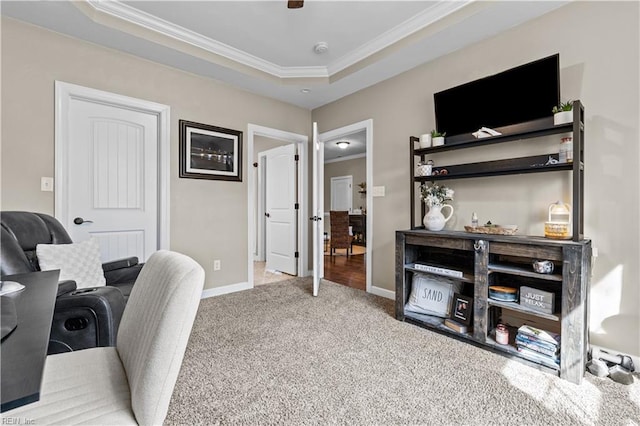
[324,129,366,162]
[1,1,567,109]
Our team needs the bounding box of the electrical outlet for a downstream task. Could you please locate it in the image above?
[41,177,54,192]
[213,260,221,271]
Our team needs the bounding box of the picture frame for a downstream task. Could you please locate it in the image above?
[179,120,243,181]
[451,293,473,326]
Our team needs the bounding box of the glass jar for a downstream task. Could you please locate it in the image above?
[496,323,509,345]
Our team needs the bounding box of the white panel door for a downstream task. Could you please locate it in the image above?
[312,123,324,297]
[265,144,297,275]
[330,176,352,212]
[67,98,158,262]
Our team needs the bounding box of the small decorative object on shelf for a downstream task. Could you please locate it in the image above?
[544,201,571,239]
[443,318,468,334]
[430,129,446,147]
[419,133,432,148]
[520,286,555,314]
[488,285,518,302]
[415,160,433,177]
[495,323,509,345]
[553,100,574,125]
[413,263,463,278]
[471,212,478,228]
[559,136,573,163]
[451,293,473,326]
[464,221,518,235]
[420,183,454,231]
[532,260,554,274]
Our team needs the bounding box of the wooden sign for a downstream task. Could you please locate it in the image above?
[520,286,555,314]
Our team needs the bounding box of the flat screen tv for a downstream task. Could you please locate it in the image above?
[434,54,560,138]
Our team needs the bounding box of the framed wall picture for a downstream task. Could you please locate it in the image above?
[179,120,243,181]
[451,293,473,326]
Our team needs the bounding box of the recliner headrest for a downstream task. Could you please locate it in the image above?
[1,211,72,251]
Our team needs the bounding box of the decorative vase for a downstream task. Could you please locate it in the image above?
[419,134,432,148]
[432,136,445,147]
[553,110,573,125]
[423,204,454,231]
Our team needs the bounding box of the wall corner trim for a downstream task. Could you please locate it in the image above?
[201,281,252,299]
[369,286,395,300]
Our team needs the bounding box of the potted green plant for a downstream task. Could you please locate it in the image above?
[431,130,446,147]
[553,100,573,125]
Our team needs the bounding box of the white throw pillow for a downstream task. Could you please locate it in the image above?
[36,238,106,289]
[405,273,462,318]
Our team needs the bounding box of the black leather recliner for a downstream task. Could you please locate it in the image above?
[0,211,143,353]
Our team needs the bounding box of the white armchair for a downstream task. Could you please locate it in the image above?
[3,250,205,425]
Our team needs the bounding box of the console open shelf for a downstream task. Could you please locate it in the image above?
[414,154,578,182]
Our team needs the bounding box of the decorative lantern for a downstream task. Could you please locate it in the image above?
[544,201,571,239]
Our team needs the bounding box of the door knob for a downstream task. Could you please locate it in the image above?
[73,217,94,225]
[265,213,271,218]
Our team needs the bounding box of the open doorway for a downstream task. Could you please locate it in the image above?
[320,121,372,292]
[247,125,308,288]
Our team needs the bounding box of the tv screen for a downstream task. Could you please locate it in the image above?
[434,54,560,138]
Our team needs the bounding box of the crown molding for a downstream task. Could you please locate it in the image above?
[324,153,366,164]
[84,0,471,81]
[327,1,472,75]
[85,0,328,78]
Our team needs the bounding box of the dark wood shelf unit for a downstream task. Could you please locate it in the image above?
[396,230,591,384]
[410,100,585,241]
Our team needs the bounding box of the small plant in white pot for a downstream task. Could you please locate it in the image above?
[431,130,446,146]
[553,101,573,125]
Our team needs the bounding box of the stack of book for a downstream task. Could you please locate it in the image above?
[515,324,560,369]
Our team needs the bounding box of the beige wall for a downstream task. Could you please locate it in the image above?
[1,18,311,290]
[312,2,639,356]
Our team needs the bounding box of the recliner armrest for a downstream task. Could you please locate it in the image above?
[102,256,139,272]
[57,280,77,297]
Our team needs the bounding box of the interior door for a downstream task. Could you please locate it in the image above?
[66,98,158,262]
[330,176,352,212]
[265,144,298,275]
[312,122,324,296]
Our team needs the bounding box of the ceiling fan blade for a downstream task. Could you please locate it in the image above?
[288,1,304,9]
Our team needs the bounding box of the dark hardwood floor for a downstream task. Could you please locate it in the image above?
[323,252,366,291]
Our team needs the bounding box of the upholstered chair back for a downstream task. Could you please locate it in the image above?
[116,250,204,425]
[1,211,73,276]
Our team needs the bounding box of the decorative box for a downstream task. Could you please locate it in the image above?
[520,286,555,314]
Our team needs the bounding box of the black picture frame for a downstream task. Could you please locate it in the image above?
[179,120,243,181]
[451,293,473,326]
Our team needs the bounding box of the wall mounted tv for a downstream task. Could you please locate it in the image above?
[434,54,560,138]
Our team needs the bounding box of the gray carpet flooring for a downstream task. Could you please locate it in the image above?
[166,278,639,425]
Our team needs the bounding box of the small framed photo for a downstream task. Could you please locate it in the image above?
[179,120,243,181]
[451,293,473,326]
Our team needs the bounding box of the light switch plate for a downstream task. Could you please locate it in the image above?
[372,186,385,197]
[41,177,54,192]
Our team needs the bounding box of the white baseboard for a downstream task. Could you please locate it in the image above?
[201,281,252,299]
[369,285,395,300]
[590,344,639,371]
